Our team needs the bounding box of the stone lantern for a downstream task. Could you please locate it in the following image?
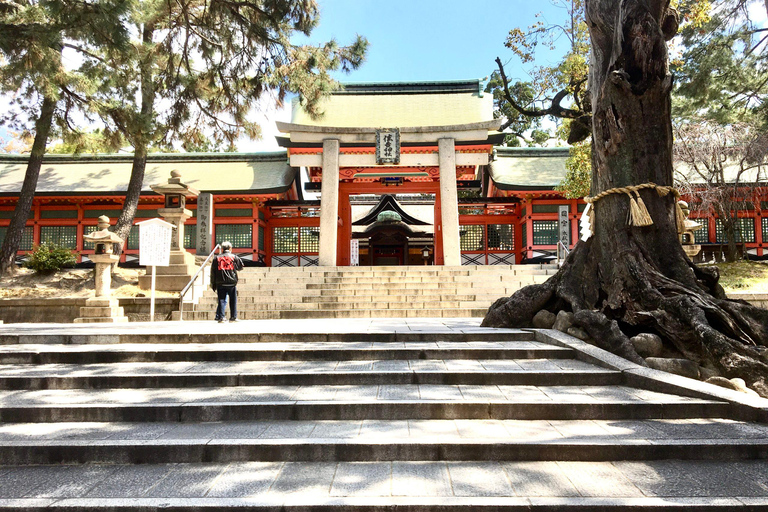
[151,170,199,252]
[138,170,201,291]
[678,200,704,258]
[74,216,128,323]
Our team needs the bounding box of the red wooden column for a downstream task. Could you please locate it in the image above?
[434,189,444,265]
[337,185,353,266]
[513,202,524,264]
[264,208,273,267]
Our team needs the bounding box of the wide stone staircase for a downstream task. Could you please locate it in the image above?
[181,265,557,320]
[0,322,767,509]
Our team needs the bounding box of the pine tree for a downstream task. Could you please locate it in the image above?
[82,0,368,247]
[0,0,131,275]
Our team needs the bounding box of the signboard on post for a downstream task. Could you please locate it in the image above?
[138,218,174,267]
[196,192,213,255]
[350,239,359,266]
[558,205,571,261]
[137,218,175,322]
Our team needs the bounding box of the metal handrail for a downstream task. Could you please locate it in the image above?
[178,244,220,321]
[556,241,571,267]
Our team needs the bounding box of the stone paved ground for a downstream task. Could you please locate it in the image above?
[0,318,767,510]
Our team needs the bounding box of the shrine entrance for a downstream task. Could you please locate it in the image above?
[372,246,404,266]
[352,195,434,266]
[277,117,501,267]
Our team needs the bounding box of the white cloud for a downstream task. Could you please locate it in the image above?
[748,1,767,26]
[236,96,293,153]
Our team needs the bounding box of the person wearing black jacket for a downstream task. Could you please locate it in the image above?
[210,241,244,323]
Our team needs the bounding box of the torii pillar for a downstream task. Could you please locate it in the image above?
[319,139,340,267]
[438,137,461,266]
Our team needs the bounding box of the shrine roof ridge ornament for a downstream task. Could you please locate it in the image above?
[332,79,484,95]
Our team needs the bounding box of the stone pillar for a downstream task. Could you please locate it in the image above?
[196,192,214,255]
[438,137,461,266]
[319,138,340,267]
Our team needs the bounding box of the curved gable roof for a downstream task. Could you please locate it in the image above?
[353,195,432,226]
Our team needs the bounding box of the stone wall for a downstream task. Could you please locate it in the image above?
[727,293,768,310]
[0,297,180,323]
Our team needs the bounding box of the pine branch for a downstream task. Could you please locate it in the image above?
[494,56,584,120]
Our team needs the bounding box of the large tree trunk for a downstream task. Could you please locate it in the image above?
[484,0,768,397]
[113,22,155,252]
[0,95,56,276]
[113,144,147,245]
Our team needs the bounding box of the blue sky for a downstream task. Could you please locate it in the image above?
[247,0,569,151]
[298,0,566,83]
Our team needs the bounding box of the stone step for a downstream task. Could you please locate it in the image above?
[197,292,519,303]
[0,384,730,423]
[0,341,570,364]
[195,299,495,319]
[0,370,622,390]
[13,439,768,466]
[302,294,481,304]
[0,329,535,346]
[236,272,554,285]
[239,264,557,274]
[223,284,526,295]
[1,460,767,507]
[2,417,767,464]
[197,301,483,311]
[2,321,767,508]
[203,284,522,294]
[198,293,483,304]
[0,359,619,390]
[182,308,490,320]
[303,281,540,291]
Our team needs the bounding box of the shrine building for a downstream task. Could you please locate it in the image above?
[0,79,767,265]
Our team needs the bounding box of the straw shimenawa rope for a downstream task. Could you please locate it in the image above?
[584,183,686,232]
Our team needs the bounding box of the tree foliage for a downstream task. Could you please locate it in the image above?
[0,0,130,275]
[488,0,590,148]
[670,0,768,261]
[673,0,768,127]
[556,137,591,199]
[78,0,368,244]
[674,120,768,261]
[486,0,592,198]
[47,129,126,154]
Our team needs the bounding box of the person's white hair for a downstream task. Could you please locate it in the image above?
[220,241,232,251]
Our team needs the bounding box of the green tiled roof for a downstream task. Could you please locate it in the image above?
[0,152,296,195]
[489,147,569,190]
[292,80,493,128]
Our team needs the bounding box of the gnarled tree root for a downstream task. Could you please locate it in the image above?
[482,240,768,397]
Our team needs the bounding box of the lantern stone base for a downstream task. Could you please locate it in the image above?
[138,250,200,292]
[74,298,129,323]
